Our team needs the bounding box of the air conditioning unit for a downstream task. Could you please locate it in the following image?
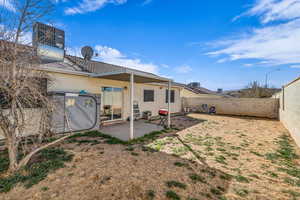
[33,22,65,63]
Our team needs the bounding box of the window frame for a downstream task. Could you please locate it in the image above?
[143,89,155,102]
[165,89,175,103]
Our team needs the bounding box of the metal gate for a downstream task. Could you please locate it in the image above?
[50,92,100,134]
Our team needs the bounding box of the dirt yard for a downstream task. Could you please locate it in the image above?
[2,114,300,200]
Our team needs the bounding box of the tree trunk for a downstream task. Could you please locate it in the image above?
[7,136,19,172]
[17,132,75,169]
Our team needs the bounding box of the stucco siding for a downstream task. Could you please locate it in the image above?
[1,72,181,140]
[275,78,300,147]
[48,72,182,120]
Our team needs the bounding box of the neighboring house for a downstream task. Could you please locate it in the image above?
[39,55,182,124]
[174,83,228,98]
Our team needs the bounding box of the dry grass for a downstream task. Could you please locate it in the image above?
[151,114,300,200]
[1,114,300,200]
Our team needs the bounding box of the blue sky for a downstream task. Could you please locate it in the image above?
[2,0,300,90]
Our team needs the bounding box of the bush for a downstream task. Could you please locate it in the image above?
[166,190,181,200]
[166,180,187,189]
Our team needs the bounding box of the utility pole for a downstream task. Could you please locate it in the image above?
[265,69,280,88]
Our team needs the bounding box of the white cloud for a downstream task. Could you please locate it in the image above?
[19,31,32,45]
[208,0,300,67]
[65,47,82,57]
[0,0,15,12]
[142,0,152,6]
[217,58,228,63]
[290,65,300,68]
[0,23,32,44]
[65,0,127,15]
[175,65,192,74]
[246,0,300,24]
[94,45,159,74]
[67,45,159,74]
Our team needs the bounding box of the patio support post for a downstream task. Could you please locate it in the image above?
[130,73,134,140]
[168,81,171,129]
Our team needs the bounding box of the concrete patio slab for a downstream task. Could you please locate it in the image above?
[99,120,164,141]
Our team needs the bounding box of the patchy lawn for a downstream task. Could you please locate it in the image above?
[1,114,300,200]
[148,114,300,200]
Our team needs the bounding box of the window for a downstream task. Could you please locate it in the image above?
[144,90,154,102]
[166,90,175,103]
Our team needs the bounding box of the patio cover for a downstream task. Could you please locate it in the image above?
[37,58,173,141]
[91,68,170,83]
[91,68,172,140]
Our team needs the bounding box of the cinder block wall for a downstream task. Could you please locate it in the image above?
[274,78,300,147]
[182,97,279,119]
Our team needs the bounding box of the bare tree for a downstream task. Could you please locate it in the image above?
[0,0,74,173]
[241,81,278,98]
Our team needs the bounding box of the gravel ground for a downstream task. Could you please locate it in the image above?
[2,114,300,200]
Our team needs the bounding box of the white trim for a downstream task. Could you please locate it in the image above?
[92,69,171,82]
[101,86,124,122]
[90,70,126,77]
[36,66,95,77]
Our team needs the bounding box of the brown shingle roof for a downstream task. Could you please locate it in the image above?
[66,55,161,78]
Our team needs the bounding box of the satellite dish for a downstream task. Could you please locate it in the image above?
[81,46,94,60]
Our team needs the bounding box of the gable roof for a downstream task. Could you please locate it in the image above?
[173,82,215,94]
[172,82,232,97]
[66,55,162,78]
[1,40,172,83]
[65,55,171,83]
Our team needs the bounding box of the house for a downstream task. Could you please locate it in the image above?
[174,82,228,98]
[33,54,183,139]
[0,53,183,140]
[0,22,183,141]
[44,55,182,119]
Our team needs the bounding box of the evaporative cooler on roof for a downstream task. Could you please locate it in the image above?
[33,22,65,63]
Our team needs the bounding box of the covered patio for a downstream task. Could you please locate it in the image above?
[92,68,172,141]
[99,120,164,141]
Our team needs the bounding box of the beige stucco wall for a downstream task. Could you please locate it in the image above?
[48,72,182,120]
[180,88,223,98]
[182,97,279,119]
[274,78,300,147]
[0,72,181,140]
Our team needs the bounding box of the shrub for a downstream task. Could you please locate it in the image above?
[166,181,187,189]
[146,190,155,200]
[235,175,250,183]
[189,173,206,183]
[166,190,181,200]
